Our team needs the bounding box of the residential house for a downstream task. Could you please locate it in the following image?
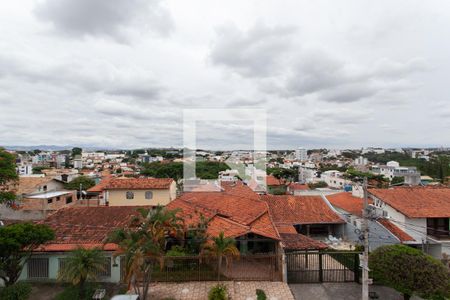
[261,194,346,240]
[325,192,409,250]
[0,177,76,220]
[17,206,145,283]
[287,182,309,195]
[167,181,327,255]
[371,161,421,185]
[320,170,351,189]
[369,187,450,258]
[102,178,177,206]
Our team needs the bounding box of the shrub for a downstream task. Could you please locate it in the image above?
[0,282,32,300]
[256,289,267,300]
[166,245,188,257]
[208,284,228,300]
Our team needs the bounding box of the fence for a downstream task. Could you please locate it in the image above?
[286,251,361,283]
[121,254,282,282]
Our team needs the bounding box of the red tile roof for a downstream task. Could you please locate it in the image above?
[280,233,328,250]
[369,187,450,218]
[87,176,114,193]
[288,183,309,191]
[267,175,284,186]
[326,192,372,217]
[377,218,415,242]
[262,195,345,225]
[36,206,149,251]
[167,182,281,241]
[104,178,174,190]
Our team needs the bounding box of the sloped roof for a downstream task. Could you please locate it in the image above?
[267,175,284,186]
[87,176,114,193]
[369,187,450,218]
[262,195,345,225]
[377,219,415,242]
[17,177,60,195]
[326,192,372,217]
[280,233,328,250]
[36,206,148,251]
[104,178,174,190]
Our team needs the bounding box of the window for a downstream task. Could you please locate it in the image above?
[28,258,49,279]
[145,191,153,200]
[56,196,61,201]
[126,191,134,199]
[47,198,53,204]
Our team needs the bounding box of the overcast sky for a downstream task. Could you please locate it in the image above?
[1,0,450,150]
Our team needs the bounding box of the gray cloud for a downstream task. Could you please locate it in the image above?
[284,51,427,103]
[34,0,174,42]
[210,23,297,77]
[0,53,164,101]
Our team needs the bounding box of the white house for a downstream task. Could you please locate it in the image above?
[295,147,308,161]
[320,170,351,189]
[369,187,450,258]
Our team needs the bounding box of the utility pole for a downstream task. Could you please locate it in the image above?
[362,177,370,300]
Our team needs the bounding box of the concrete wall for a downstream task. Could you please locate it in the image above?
[18,252,121,283]
[0,204,46,220]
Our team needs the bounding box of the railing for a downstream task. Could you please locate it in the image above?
[121,254,282,283]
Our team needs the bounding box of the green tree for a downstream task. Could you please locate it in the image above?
[64,176,95,190]
[0,223,54,286]
[0,148,18,205]
[107,206,183,300]
[391,176,405,185]
[369,245,450,300]
[201,232,240,281]
[71,147,82,157]
[58,248,106,298]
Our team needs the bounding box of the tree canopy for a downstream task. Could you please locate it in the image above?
[0,148,18,204]
[140,161,228,180]
[0,223,54,285]
[64,176,96,190]
[369,245,450,300]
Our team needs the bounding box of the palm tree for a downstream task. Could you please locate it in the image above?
[107,206,183,300]
[58,247,107,298]
[202,232,240,281]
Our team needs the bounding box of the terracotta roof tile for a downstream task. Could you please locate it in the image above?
[267,175,284,186]
[326,192,372,217]
[262,195,345,225]
[280,233,328,250]
[104,178,174,190]
[87,176,114,193]
[369,187,450,218]
[377,218,415,242]
[36,206,149,251]
[168,182,280,240]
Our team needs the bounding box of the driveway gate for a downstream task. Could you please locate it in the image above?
[286,251,361,283]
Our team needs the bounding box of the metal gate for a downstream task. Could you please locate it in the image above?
[286,251,360,283]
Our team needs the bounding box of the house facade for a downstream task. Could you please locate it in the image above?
[369,187,450,258]
[102,178,177,206]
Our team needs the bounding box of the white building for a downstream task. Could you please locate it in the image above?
[298,166,317,184]
[369,187,450,258]
[320,170,352,189]
[354,156,368,166]
[16,164,33,176]
[295,147,308,161]
[371,161,421,185]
